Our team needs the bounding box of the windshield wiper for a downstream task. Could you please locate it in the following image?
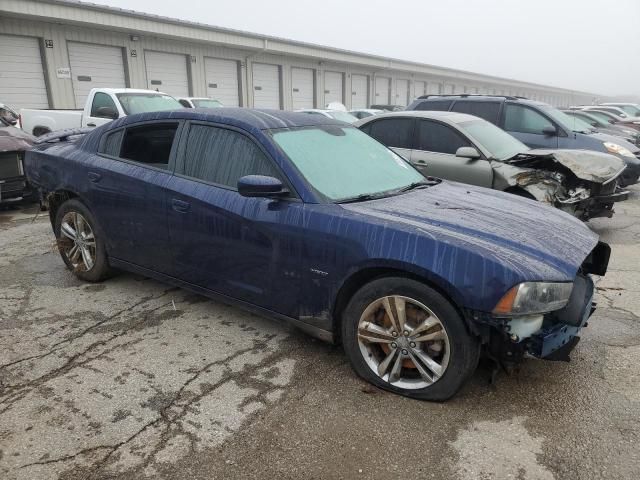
[398,180,437,193]
[337,193,385,204]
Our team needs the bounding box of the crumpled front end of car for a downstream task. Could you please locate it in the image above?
[466,241,610,364]
[513,169,629,220]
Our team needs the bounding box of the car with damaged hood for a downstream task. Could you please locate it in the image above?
[406,95,640,187]
[0,116,37,205]
[24,108,610,401]
[356,111,629,221]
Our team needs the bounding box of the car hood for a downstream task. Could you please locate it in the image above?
[587,131,640,153]
[340,181,598,279]
[0,125,35,152]
[513,148,626,183]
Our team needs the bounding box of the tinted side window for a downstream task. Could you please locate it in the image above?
[100,129,124,157]
[503,104,554,134]
[414,100,452,111]
[367,118,414,149]
[417,120,470,155]
[451,101,501,124]
[90,93,118,118]
[119,123,179,169]
[182,125,279,188]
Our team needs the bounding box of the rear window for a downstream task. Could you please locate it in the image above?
[414,100,452,111]
[365,118,414,149]
[451,101,501,124]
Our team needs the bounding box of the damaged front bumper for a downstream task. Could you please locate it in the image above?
[556,186,629,220]
[470,241,609,364]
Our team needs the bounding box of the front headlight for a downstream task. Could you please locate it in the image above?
[604,141,635,158]
[493,282,573,316]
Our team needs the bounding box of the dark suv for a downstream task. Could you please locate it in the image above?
[407,95,640,186]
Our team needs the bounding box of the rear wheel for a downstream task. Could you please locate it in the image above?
[54,199,112,282]
[342,277,480,401]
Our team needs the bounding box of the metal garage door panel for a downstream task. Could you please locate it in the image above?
[395,79,410,106]
[414,81,426,99]
[444,84,455,94]
[68,42,126,108]
[0,35,48,109]
[324,71,344,105]
[426,83,441,95]
[291,67,314,109]
[351,74,368,109]
[145,51,189,98]
[374,77,390,104]
[204,58,240,107]
[252,63,281,109]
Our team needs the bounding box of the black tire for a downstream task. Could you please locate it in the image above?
[33,127,51,137]
[54,198,112,282]
[342,277,480,401]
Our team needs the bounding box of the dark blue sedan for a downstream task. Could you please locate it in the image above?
[24,109,610,400]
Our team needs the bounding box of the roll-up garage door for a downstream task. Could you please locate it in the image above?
[68,42,126,108]
[414,81,426,99]
[426,83,441,95]
[395,79,410,106]
[204,58,240,107]
[145,51,190,98]
[444,84,455,94]
[291,67,314,109]
[351,74,368,109]
[0,35,48,109]
[324,71,344,105]
[252,63,281,109]
[374,77,390,104]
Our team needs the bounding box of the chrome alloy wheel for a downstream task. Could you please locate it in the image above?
[59,211,96,272]
[357,295,451,389]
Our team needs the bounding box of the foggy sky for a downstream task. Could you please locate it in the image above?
[92,0,640,96]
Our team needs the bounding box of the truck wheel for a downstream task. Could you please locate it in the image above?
[341,277,480,401]
[53,199,112,282]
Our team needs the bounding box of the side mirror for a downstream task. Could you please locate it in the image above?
[96,106,118,119]
[455,146,481,160]
[542,125,557,136]
[238,175,289,198]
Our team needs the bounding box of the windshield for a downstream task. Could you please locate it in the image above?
[572,112,604,127]
[271,125,424,201]
[618,105,640,116]
[327,111,358,123]
[562,114,596,133]
[539,105,591,133]
[192,99,223,108]
[460,119,529,160]
[116,93,183,115]
[587,111,615,124]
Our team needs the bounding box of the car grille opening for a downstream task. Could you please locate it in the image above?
[0,152,23,179]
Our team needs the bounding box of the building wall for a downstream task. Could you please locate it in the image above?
[0,12,596,111]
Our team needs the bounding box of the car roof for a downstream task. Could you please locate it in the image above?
[358,110,479,124]
[415,95,549,107]
[113,107,346,130]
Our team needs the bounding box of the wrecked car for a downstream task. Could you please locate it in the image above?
[24,108,610,401]
[357,111,629,220]
[0,116,37,205]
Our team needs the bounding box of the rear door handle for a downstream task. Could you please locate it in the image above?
[87,172,102,183]
[86,123,96,127]
[172,199,191,213]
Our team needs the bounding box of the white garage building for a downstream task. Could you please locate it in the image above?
[0,0,598,111]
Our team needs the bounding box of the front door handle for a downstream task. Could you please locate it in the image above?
[87,172,102,183]
[172,199,191,213]
[86,123,96,127]
[414,160,428,166]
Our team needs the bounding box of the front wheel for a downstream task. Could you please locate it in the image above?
[342,277,480,401]
[54,199,112,282]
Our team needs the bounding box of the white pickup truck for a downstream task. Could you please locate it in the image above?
[20,88,183,136]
